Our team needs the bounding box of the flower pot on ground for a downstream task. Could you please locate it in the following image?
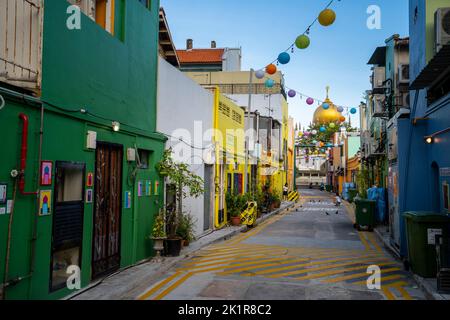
[149,210,167,259]
[177,213,196,247]
[226,192,247,226]
[231,216,241,226]
[164,238,183,257]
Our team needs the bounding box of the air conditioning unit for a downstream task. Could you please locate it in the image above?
[398,64,410,84]
[372,67,386,90]
[435,8,450,54]
[372,95,387,118]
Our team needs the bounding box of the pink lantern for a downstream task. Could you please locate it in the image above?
[306,97,314,105]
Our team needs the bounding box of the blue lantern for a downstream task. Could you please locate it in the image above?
[278,52,291,65]
[350,108,357,114]
[337,106,344,113]
[322,103,330,110]
[320,126,326,133]
[265,79,275,88]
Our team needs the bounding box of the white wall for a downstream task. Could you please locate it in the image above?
[157,57,215,237]
[222,48,242,72]
[225,93,284,123]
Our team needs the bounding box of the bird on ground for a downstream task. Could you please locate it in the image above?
[325,212,330,216]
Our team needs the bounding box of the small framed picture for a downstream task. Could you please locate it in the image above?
[40,161,53,186]
[39,190,52,216]
[0,183,7,205]
[86,189,93,204]
[87,172,94,187]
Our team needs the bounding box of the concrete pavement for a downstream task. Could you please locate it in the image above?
[137,189,427,300]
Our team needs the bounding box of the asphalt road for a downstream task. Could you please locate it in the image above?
[138,188,426,300]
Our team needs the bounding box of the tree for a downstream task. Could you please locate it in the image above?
[156,149,204,238]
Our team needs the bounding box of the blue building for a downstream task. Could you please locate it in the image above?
[397,0,450,257]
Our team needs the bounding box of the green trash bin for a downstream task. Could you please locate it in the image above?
[354,199,376,231]
[348,189,358,203]
[403,212,450,278]
[325,185,332,192]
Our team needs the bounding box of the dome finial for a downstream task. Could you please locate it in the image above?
[326,85,330,99]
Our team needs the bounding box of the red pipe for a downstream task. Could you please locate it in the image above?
[18,113,38,196]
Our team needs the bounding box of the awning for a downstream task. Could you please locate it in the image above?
[410,45,450,90]
[367,47,386,66]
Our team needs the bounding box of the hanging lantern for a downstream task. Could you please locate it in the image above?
[337,106,344,113]
[278,52,291,65]
[322,103,330,110]
[320,142,325,147]
[306,97,314,105]
[318,9,336,26]
[288,90,297,98]
[295,35,310,49]
[339,116,346,122]
[265,79,275,88]
[329,122,336,129]
[320,126,326,133]
[255,70,265,79]
[350,108,357,114]
[312,130,318,135]
[266,64,277,75]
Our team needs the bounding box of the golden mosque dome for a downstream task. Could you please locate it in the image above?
[313,87,343,124]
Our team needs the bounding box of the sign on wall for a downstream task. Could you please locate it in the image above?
[39,190,52,216]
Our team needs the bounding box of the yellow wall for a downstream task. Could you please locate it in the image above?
[210,87,247,228]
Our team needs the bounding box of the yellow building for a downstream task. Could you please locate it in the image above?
[210,87,247,228]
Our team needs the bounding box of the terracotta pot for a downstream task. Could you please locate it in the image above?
[231,216,241,226]
[183,240,190,247]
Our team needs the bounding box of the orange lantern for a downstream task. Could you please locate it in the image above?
[266,64,277,75]
[318,9,336,26]
[340,116,346,122]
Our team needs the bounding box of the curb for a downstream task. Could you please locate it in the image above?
[67,201,296,300]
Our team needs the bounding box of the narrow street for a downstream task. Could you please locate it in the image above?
[138,189,426,300]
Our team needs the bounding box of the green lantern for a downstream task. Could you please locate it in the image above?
[295,35,310,49]
[329,122,336,129]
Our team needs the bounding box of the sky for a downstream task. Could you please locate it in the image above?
[160,0,409,129]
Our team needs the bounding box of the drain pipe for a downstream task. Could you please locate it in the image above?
[18,113,39,196]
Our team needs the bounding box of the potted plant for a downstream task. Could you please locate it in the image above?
[272,191,281,209]
[149,209,167,259]
[156,149,204,257]
[226,192,241,226]
[177,213,196,247]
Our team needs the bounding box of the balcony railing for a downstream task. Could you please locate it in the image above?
[0,0,42,92]
[210,83,287,99]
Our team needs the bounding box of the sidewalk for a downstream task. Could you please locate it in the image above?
[373,223,450,301]
[67,201,296,300]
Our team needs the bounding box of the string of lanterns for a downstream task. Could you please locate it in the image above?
[252,0,357,116]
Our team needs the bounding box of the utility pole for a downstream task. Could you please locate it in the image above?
[244,69,254,194]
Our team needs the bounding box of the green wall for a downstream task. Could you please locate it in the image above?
[0,0,164,300]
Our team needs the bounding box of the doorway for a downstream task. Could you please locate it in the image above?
[203,165,214,231]
[92,142,123,279]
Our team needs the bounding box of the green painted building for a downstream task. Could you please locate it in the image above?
[0,0,165,299]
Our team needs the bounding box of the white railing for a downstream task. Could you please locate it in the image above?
[0,0,42,92]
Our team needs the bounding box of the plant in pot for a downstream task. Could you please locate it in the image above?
[149,209,167,260]
[226,192,241,226]
[156,149,204,257]
[177,213,196,247]
[272,191,281,209]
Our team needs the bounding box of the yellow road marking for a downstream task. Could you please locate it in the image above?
[218,257,311,275]
[268,257,390,279]
[358,232,372,251]
[180,255,294,271]
[193,247,288,259]
[382,286,396,300]
[366,232,383,253]
[241,252,386,277]
[352,274,405,286]
[153,272,194,300]
[392,285,413,300]
[321,267,401,283]
[178,256,297,273]
[138,271,183,300]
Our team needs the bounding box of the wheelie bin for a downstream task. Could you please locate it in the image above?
[354,199,376,231]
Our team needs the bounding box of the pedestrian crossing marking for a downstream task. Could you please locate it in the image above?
[138,271,183,300]
[352,274,405,286]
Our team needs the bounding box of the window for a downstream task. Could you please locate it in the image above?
[138,0,150,8]
[427,71,450,106]
[68,0,115,34]
[137,149,151,169]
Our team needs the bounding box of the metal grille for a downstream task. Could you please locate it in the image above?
[92,143,123,279]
